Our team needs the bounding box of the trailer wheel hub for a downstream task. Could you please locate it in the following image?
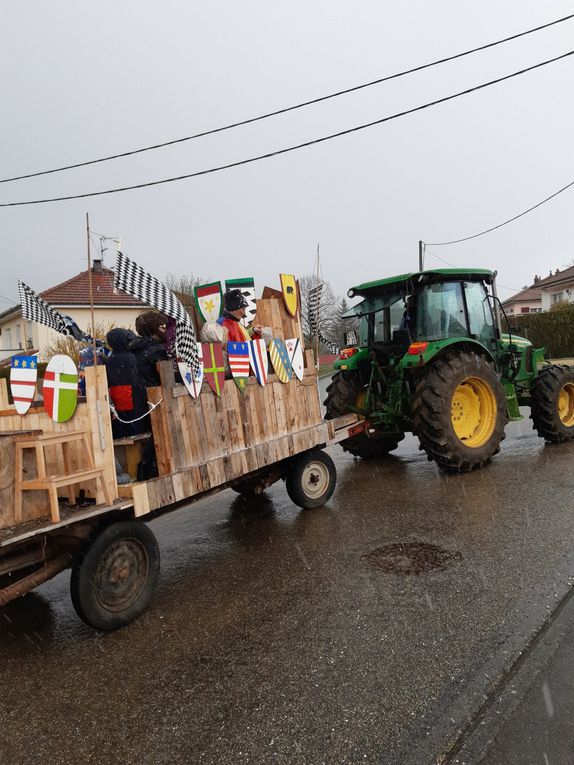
[95,538,150,613]
[301,462,330,499]
[451,376,496,447]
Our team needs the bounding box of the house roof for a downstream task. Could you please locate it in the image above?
[535,265,574,289]
[501,286,542,307]
[39,262,147,307]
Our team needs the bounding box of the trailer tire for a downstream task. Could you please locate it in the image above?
[531,364,574,442]
[285,450,336,509]
[70,520,160,631]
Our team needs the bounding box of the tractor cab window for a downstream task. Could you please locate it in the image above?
[416,281,467,341]
[463,281,496,344]
[372,297,407,343]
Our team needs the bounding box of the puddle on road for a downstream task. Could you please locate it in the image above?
[362,542,462,575]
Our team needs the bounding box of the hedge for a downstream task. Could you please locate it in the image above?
[509,305,574,358]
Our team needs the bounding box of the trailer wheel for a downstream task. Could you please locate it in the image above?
[285,450,336,509]
[70,520,160,631]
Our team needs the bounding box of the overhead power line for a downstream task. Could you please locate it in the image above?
[0,50,572,208]
[426,178,574,246]
[1,13,573,186]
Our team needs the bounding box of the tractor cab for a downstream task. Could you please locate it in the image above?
[340,269,500,370]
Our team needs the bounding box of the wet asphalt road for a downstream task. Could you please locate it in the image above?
[2,380,574,765]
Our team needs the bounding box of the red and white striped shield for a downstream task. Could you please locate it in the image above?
[248,338,268,386]
[227,341,250,392]
[10,355,38,415]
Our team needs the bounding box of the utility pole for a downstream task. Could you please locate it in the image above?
[418,240,424,271]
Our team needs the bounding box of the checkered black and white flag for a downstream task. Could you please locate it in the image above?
[114,252,200,374]
[318,333,340,355]
[19,280,70,335]
[307,282,323,332]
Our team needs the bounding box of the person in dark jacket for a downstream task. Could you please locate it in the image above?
[129,311,169,387]
[106,328,149,439]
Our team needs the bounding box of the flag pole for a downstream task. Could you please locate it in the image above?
[315,242,321,369]
[86,213,106,451]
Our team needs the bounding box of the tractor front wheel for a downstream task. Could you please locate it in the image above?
[324,371,403,458]
[530,364,574,442]
[412,351,506,472]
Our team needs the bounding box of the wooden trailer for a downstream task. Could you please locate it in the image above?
[0,297,366,630]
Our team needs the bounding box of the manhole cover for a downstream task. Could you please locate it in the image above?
[362,542,462,575]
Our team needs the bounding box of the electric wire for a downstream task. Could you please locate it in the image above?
[1,50,572,208]
[426,177,574,246]
[1,13,573,185]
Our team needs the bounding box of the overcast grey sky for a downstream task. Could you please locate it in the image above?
[1,1,573,309]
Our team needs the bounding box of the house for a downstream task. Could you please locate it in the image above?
[0,260,148,364]
[535,266,574,311]
[501,285,542,317]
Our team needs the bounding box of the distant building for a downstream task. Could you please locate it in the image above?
[0,260,147,364]
[535,266,574,311]
[501,285,542,317]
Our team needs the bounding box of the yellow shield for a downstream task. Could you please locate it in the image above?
[280,274,298,318]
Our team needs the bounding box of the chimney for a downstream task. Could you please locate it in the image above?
[93,259,103,273]
[533,275,540,284]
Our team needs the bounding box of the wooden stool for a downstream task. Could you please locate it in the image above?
[14,431,112,524]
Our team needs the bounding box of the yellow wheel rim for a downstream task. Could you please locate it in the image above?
[451,376,497,447]
[558,382,574,426]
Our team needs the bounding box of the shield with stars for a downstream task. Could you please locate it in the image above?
[201,343,226,397]
[225,277,256,328]
[227,341,250,392]
[178,342,204,398]
[285,338,304,381]
[195,282,222,324]
[43,354,79,423]
[280,274,298,318]
[248,338,268,386]
[269,339,292,384]
[10,355,38,415]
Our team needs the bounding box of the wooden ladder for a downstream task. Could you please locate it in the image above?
[14,431,112,524]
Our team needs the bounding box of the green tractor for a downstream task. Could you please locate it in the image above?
[324,268,574,471]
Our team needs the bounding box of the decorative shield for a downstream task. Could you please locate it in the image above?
[285,338,304,382]
[10,355,38,415]
[178,342,204,398]
[280,274,298,318]
[201,343,226,397]
[195,282,222,324]
[225,277,256,328]
[269,339,292,383]
[227,341,250,392]
[43,354,79,423]
[248,338,268,386]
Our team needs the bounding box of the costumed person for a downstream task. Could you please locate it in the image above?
[106,329,149,439]
[129,311,169,388]
[217,289,264,342]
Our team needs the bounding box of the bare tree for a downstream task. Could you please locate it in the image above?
[299,275,342,353]
[165,272,209,299]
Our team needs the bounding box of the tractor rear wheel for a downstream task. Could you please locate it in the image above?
[324,371,403,458]
[412,350,506,472]
[530,364,574,442]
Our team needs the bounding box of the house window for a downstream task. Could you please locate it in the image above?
[3,328,12,351]
[520,307,530,313]
[552,292,565,304]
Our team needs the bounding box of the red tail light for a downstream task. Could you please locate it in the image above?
[407,341,428,355]
[339,347,358,360]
